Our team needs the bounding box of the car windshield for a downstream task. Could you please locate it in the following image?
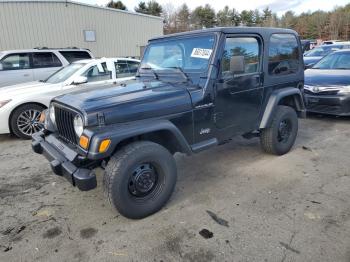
[305,45,341,57]
[140,35,216,78]
[312,52,350,70]
[44,63,86,84]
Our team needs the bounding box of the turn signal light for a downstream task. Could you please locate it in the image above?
[79,135,89,149]
[99,139,111,153]
[39,111,46,123]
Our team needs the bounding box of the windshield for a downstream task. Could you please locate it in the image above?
[141,35,216,75]
[312,52,350,70]
[45,63,86,84]
[305,45,342,57]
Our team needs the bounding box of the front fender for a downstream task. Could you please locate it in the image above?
[259,87,306,129]
[85,119,192,160]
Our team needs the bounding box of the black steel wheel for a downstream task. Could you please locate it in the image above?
[104,141,177,219]
[260,105,298,155]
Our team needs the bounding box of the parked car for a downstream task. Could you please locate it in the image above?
[301,39,316,53]
[0,48,94,87]
[303,42,350,68]
[322,40,342,45]
[32,27,305,219]
[304,50,350,115]
[0,57,140,139]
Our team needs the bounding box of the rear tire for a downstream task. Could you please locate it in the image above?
[10,104,45,139]
[103,141,177,219]
[260,105,298,155]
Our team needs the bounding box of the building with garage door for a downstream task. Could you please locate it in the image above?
[0,0,164,58]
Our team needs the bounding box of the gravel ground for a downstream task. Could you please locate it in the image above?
[0,115,350,262]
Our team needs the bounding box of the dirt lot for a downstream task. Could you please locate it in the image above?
[0,115,350,262]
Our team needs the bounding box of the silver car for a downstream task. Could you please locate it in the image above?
[0,48,94,87]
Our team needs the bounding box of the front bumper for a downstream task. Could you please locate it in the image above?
[305,94,350,116]
[0,108,10,134]
[32,131,97,191]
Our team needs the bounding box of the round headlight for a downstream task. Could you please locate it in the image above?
[49,105,55,124]
[73,115,84,137]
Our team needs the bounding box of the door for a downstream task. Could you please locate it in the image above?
[32,52,63,81]
[215,36,264,133]
[0,53,33,87]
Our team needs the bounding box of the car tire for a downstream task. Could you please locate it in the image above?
[103,141,177,219]
[10,104,45,139]
[260,105,298,155]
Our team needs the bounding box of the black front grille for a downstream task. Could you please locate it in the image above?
[55,106,78,144]
[304,89,339,96]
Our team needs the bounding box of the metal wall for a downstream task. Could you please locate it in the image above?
[0,0,164,57]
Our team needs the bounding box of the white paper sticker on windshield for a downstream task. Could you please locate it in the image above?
[191,48,213,59]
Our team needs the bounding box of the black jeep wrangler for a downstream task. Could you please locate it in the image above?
[32,27,305,219]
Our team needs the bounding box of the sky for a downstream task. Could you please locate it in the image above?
[77,0,350,15]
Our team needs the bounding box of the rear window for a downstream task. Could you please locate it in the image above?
[59,51,92,63]
[32,52,62,68]
[268,34,300,76]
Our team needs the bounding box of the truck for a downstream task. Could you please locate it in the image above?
[32,27,306,219]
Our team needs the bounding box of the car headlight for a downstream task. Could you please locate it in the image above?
[0,99,11,108]
[304,84,312,91]
[73,115,84,137]
[49,105,56,124]
[338,86,350,94]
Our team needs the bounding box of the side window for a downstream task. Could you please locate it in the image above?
[59,51,92,63]
[127,61,140,74]
[0,53,30,70]
[82,62,111,82]
[32,52,62,68]
[221,37,260,79]
[115,61,132,78]
[268,34,300,76]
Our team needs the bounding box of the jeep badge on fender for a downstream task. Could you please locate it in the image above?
[32,27,305,219]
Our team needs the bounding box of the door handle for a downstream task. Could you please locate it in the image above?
[23,74,29,77]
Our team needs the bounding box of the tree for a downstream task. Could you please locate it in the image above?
[106,0,127,10]
[147,1,163,16]
[135,1,147,14]
[217,6,233,27]
[231,8,241,26]
[240,10,254,26]
[280,11,296,28]
[177,4,191,32]
[253,9,262,26]
[135,1,162,17]
[163,3,177,34]
[262,7,273,26]
[191,4,216,29]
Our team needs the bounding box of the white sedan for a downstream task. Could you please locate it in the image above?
[0,57,140,139]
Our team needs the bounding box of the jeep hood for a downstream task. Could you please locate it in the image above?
[53,79,194,126]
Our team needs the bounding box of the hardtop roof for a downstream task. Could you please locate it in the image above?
[150,27,298,41]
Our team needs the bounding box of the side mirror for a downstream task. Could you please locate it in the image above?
[72,76,88,85]
[0,63,3,71]
[230,56,245,74]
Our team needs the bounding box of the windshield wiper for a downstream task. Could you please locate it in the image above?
[165,67,191,83]
[139,66,159,80]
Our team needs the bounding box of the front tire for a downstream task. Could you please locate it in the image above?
[103,141,177,219]
[10,104,45,139]
[260,105,298,155]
